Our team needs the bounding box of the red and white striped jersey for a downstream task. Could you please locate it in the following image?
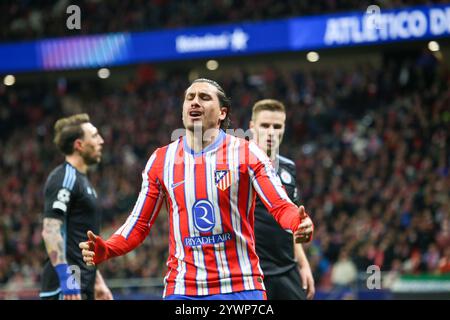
[98,131,303,297]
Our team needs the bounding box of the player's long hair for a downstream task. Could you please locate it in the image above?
[191,78,232,130]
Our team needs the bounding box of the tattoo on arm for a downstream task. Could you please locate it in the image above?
[42,218,67,266]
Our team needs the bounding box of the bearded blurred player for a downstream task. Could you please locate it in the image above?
[40,114,112,300]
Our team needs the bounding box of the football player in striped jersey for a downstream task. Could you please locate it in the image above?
[80,79,313,300]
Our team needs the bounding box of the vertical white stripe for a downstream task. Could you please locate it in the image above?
[66,167,72,189]
[248,167,272,208]
[69,167,77,190]
[62,165,69,188]
[205,152,232,293]
[249,143,285,283]
[246,175,264,279]
[246,176,254,220]
[116,152,157,238]
[249,142,292,203]
[120,187,147,237]
[162,268,172,297]
[164,141,186,295]
[184,152,208,295]
[228,137,254,290]
[146,193,163,227]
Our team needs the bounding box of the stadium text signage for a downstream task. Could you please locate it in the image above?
[175,28,249,53]
[0,4,448,73]
[323,7,450,45]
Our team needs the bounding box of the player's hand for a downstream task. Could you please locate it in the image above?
[63,293,82,300]
[299,264,316,300]
[294,206,313,243]
[79,231,97,266]
[95,283,114,300]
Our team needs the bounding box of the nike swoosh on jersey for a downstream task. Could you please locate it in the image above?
[170,180,185,189]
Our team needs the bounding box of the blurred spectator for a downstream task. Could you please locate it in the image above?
[0,46,448,294]
[438,248,450,274]
[1,0,447,41]
[331,250,358,287]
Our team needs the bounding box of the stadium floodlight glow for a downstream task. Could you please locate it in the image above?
[189,70,199,82]
[206,60,219,70]
[306,51,319,62]
[428,41,440,52]
[97,68,110,79]
[3,75,15,86]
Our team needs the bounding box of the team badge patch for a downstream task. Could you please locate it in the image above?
[215,170,232,191]
[280,169,292,184]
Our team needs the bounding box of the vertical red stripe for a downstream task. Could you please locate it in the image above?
[195,153,221,295]
[160,144,177,297]
[248,149,280,207]
[238,140,260,276]
[238,141,263,286]
[173,141,199,295]
[217,136,245,292]
[164,185,177,297]
[216,135,244,292]
[162,135,269,296]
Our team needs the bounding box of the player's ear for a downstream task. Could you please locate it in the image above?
[73,138,84,152]
[248,123,256,141]
[219,106,227,121]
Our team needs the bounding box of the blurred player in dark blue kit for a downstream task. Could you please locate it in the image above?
[40,113,112,300]
[250,99,315,300]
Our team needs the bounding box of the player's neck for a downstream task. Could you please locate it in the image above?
[65,154,88,174]
[271,153,279,169]
[254,141,278,162]
[185,127,221,153]
[266,149,280,170]
[268,150,277,162]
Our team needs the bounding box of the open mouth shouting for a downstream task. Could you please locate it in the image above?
[189,110,203,120]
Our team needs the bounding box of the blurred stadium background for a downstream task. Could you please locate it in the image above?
[0,0,449,300]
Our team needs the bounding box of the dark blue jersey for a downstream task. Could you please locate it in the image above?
[254,155,300,276]
[40,162,100,298]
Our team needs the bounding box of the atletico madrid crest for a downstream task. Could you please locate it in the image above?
[215,170,232,191]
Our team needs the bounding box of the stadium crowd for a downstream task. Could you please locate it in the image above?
[1,0,448,41]
[0,49,449,294]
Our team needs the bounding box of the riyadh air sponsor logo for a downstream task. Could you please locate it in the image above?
[176,28,249,53]
[192,199,215,232]
[184,232,232,247]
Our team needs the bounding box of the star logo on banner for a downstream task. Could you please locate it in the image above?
[230,28,249,51]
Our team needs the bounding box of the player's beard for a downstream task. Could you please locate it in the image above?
[81,150,101,166]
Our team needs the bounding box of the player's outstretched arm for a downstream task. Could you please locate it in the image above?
[79,149,165,265]
[42,217,81,300]
[247,142,314,241]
